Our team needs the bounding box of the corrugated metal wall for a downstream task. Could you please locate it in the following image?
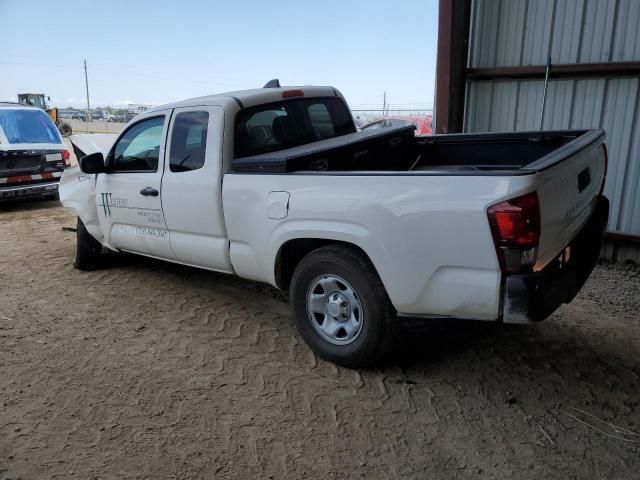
[468,0,640,66]
[465,0,640,262]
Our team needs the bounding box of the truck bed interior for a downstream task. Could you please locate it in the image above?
[231,127,591,174]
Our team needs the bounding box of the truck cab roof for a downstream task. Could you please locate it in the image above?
[144,86,341,114]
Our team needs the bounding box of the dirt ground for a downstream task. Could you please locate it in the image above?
[1,200,639,480]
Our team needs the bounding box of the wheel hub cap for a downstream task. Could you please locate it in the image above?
[306,275,364,345]
[327,293,350,319]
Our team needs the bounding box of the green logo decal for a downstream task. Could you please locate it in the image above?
[98,193,129,217]
[100,192,113,217]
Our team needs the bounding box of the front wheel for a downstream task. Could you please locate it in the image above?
[290,245,395,368]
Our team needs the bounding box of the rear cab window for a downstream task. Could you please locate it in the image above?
[0,108,61,145]
[169,111,209,172]
[234,97,355,158]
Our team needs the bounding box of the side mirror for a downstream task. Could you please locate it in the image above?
[79,152,107,174]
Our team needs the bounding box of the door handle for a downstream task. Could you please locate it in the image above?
[140,187,159,197]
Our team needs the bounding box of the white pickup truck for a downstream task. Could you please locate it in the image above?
[60,84,609,367]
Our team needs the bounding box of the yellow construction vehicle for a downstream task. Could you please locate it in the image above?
[17,93,73,136]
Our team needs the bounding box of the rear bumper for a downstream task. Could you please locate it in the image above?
[503,195,609,323]
[0,181,59,201]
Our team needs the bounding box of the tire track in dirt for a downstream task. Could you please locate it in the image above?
[1,201,639,479]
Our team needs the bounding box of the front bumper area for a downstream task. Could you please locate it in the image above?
[0,181,59,201]
[503,195,609,323]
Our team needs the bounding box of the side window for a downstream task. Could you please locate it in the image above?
[169,111,209,172]
[111,116,164,172]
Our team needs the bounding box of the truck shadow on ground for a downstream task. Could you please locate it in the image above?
[77,251,640,450]
[119,252,639,396]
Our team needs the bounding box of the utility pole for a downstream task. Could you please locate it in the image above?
[84,59,90,132]
[383,92,387,117]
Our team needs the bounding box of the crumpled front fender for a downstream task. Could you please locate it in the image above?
[59,134,118,244]
[58,166,103,243]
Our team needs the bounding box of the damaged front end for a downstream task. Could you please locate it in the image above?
[59,134,117,244]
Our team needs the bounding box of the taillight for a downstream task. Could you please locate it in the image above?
[62,149,71,168]
[487,192,541,273]
[599,144,608,195]
[282,89,304,98]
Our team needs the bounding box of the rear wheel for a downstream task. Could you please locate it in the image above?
[74,217,102,270]
[290,245,395,368]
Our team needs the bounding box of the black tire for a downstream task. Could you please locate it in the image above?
[58,122,72,136]
[290,244,395,368]
[74,217,102,270]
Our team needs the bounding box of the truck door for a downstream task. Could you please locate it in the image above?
[160,105,233,272]
[95,110,176,259]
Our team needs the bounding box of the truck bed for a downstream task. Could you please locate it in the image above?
[231,127,599,175]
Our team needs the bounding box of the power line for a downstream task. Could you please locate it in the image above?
[1,60,247,86]
[0,61,81,69]
[2,60,435,109]
[89,66,242,87]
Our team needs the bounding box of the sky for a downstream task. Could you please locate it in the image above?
[0,0,438,111]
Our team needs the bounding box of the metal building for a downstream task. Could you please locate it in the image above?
[436,0,640,262]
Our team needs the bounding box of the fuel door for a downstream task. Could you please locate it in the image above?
[267,191,290,219]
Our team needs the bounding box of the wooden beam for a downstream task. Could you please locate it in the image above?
[466,61,640,81]
[435,0,471,134]
[605,231,640,244]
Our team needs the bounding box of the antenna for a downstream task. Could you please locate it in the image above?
[539,56,552,130]
[263,79,281,88]
[84,59,91,132]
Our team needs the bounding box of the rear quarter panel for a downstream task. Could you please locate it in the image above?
[222,173,537,319]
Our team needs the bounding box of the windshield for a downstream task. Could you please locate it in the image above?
[19,94,47,108]
[235,96,355,158]
[0,109,60,144]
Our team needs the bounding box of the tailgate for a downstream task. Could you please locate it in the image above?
[0,149,65,185]
[529,130,607,269]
